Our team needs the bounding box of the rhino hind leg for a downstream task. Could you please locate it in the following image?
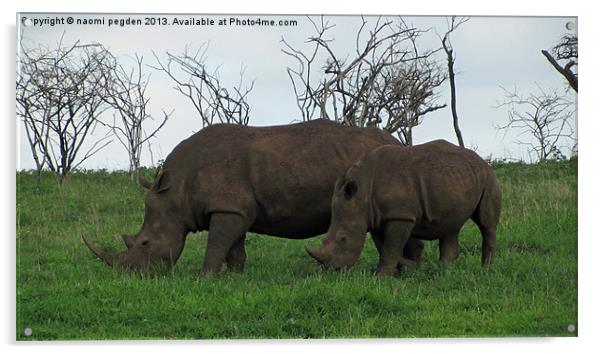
[201,213,250,276]
[225,235,247,273]
[438,232,460,264]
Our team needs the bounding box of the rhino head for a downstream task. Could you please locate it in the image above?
[83,170,189,270]
[306,176,371,270]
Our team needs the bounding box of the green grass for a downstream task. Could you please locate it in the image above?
[16,160,578,339]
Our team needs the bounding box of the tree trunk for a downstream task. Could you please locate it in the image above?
[541,50,578,92]
[445,46,465,148]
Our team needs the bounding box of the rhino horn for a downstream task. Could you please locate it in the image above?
[82,235,123,267]
[122,234,135,249]
[305,246,330,265]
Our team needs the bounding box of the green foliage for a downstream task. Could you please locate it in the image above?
[16,160,577,339]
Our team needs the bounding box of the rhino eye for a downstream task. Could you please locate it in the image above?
[141,239,150,246]
[343,181,358,199]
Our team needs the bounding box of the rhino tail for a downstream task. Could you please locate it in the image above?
[473,171,501,265]
[473,171,502,229]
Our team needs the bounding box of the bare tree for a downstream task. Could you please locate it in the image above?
[101,54,171,179]
[281,16,446,144]
[496,85,576,162]
[372,54,446,145]
[17,56,49,179]
[440,16,469,148]
[151,42,255,127]
[542,34,577,92]
[17,37,113,182]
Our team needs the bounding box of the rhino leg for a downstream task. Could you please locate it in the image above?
[225,235,247,273]
[404,238,424,264]
[372,232,423,266]
[201,213,249,276]
[439,232,460,264]
[375,220,414,277]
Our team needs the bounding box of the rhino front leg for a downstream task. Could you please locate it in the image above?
[404,238,424,265]
[372,232,423,267]
[201,213,249,276]
[225,235,247,273]
[375,220,415,276]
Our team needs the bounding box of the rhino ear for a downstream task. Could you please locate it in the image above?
[153,169,171,193]
[138,173,152,189]
[343,181,358,199]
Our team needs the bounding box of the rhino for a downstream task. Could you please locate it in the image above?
[83,119,423,275]
[306,140,502,276]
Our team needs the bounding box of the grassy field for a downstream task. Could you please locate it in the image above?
[16,159,578,340]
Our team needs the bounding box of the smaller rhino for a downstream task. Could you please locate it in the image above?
[306,140,501,276]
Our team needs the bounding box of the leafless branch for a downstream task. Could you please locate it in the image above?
[542,34,577,92]
[151,43,255,127]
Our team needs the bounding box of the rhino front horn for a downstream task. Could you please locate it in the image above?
[306,246,328,265]
[82,235,121,267]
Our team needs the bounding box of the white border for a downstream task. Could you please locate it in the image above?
[4,1,599,353]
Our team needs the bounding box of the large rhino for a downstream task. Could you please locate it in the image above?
[83,120,423,275]
[306,140,502,276]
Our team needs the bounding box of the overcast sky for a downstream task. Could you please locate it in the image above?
[16,14,577,170]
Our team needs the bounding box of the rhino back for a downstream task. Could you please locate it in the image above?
[162,120,399,238]
[372,140,494,236]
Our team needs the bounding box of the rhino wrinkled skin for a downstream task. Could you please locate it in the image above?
[306,140,502,276]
